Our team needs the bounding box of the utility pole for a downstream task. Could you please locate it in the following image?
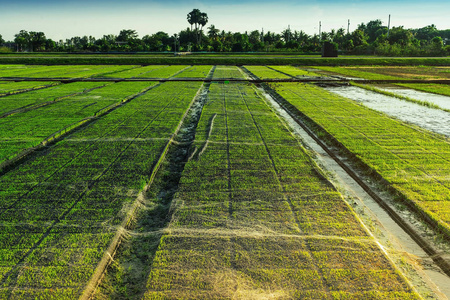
[173,34,177,55]
[288,25,290,42]
[261,28,264,43]
[319,21,322,38]
[387,14,391,38]
[347,19,350,35]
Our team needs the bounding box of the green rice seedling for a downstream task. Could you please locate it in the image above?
[140,81,420,299]
[245,65,292,79]
[273,82,450,237]
[0,80,204,298]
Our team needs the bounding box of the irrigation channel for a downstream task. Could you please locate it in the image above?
[323,85,450,138]
[258,86,450,298]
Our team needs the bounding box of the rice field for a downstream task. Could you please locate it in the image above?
[0,64,448,299]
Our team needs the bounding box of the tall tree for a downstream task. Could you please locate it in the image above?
[187,8,208,47]
[29,31,47,51]
[14,30,30,52]
[207,25,220,40]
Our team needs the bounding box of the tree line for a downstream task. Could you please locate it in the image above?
[0,9,449,56]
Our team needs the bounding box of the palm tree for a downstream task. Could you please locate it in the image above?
[208,25,220,40]
[187,9,201,31]
[187,9,208,47]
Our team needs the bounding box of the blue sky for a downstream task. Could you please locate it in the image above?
[0,0,449,41]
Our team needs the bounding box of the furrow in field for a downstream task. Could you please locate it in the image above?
[0,81,59,97]
[140,82,419,299]
[0,82,107,117]
[0,82,152,169]
[0,81,203,299]
[0,65,134,79]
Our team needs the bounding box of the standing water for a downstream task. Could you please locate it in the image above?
[324,86,450,138]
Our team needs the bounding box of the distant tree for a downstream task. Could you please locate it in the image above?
[388,26,413,46]
[187,9,208,47]
[414,24,438,42]
[0,34,4,46]
[207,25,220,40]
[45,39,56,51]
[281,27,292,43]
[364,20,386,43]
[117,29,138,42]
[351,29,368,47]
[430,36,444,53]
[14,30,30,52]
[143,31,170,51]
[28,31,47,51]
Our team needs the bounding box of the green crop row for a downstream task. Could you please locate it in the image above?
[272,82,450,238]
[314,66,450,98]
[0,81,105,116]
[244,65,292,79]
[311,66,402,80]
[135,65,190,78]
[142,81,418,298]
[345,66,450,80]
[0,64,133,78]
[174,65,213,78]
[102,65,189,78]
[396,83,450,97]
[269,65,321,77]
[0,81,58,96]
[0,81,154,164]
[0,81,203,298]
[212,66,246,79]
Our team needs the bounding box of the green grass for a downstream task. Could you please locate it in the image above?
[174,65,213,78]
[0,82,107,116]
[212,65,247,79]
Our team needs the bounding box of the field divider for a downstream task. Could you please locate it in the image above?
[260,82,450,278]
[0,83,110,119]
[265,65,297,78]
[2,76,450,84]
[0,82,60,98]
[80,82,207,300]
[0,84,158,176]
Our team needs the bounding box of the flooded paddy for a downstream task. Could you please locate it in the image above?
[379,85,450,110]
[324,86,450,138]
